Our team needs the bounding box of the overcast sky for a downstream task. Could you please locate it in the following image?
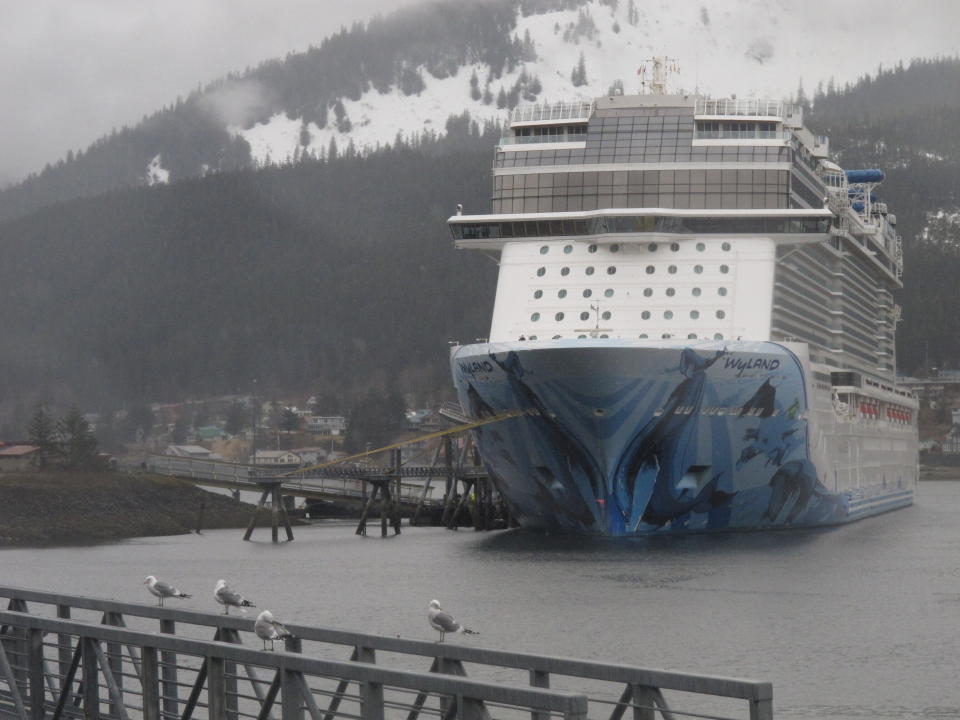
[2,0,959,188]
[0,0,422,187]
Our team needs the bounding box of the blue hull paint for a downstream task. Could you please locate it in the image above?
[451,339,908,536]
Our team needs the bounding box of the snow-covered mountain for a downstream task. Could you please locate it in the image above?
[0,0,954,223]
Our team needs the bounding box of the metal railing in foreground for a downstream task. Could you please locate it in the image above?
[0,587,773,720]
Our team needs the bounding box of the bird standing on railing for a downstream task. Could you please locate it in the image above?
[143,576,191,606]
[254,610,295,650]
[214,579,256,615]
[427,599,478,643]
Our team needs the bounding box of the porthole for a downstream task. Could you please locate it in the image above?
[639,333,648,339]
[670,242,680,252]
[648,243,658,252]
[529,335,538,340]
[664,311,673,319]
[555,312,565,321]
[531,313,540,321]
[586,266,595,275]
[552,335,561,339]
[714,333,724,340]
[643,288,653,297]
[690,310,700,319]
[718,287,728,296]
[540,246,549,255]
[720,265,729,274]
[641,311,651,320]
[610,244,620,253]
[558,289,567,298]
[536,267,546,276]
[696,242,706,252]
[688,333,697,339]
[607,266,617,275]
[602,311,612,320]
[668,265,677,274]
[692,287,701,296]
[694,265,703,274]
[578,334,587,339]
[722,242,731,251]
[563,245,573,254]
[604,289,614,297]
[580,311,590,321]
[583,289,592,298]
[588,244,598,253]
[600,334,609,338]
[661,333,671,339]
[666,288,675,297]
[561,267,570,276]
[716,310,726,319]
[534,290,543,299]
[645,265,655,274]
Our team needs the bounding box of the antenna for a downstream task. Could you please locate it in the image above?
[638,56,680,95]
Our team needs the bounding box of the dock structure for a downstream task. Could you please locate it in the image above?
[0,585,773,720]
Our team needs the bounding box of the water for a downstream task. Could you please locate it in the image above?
[2,482,959,718]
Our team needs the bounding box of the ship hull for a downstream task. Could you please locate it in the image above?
[451,339,914,536]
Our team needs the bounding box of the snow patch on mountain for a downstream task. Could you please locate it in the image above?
[146,154,169,185]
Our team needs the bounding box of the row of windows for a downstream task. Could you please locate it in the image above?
[535,263,732,276]
[530,310,727,322]
[538,241,732,254]
[496,146,793,168]
[532,286,730,299]
[496,169,788,189]
[492,193,790,213]
[522,333,729,340]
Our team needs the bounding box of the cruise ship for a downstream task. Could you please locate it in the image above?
[447,63,918,536]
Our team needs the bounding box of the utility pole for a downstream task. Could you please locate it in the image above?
[251,379,258,465]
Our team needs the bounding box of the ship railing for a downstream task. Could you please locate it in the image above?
[499,133,586,146]
[0,586,774,720]
[695,98,785,118]
[509,101,594,124]
[693,129,791,141]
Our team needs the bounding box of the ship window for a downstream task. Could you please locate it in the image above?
[662,333,671,339]
[607,266,617,275]
[668,265,677,274]
[578,334,587,339]
[690,310,700,319]
[716,310,726,319]
[718,287,728,296]
[694,265,703,274]
[600,334,610,338]
[714,333,724,339]
[696,242,706,252]
[688,333,697,339]
[610,244,621,253]
[639,333,648,338]
[670,243,680,251]
[720,265,730,274]
[645,265,655,274]
[648,243,658,252]
[561,267,570,276]
[605,289,614,297]
[580,312,590,321]
[583,289,592,298]
[558,289,567,298]
[555,312,565,321]
[531,313,540,321]
[643,288,653,297]
[536,267,546,276]
[530,335,538,340]
[552,335,561,339]
[666,288,676,297]
[692,287,701,296]
[534,290,543,299]
[588,244,598,253]
[540,246,549,255]
[564,245,573,254]
[602,311,612,320]
[586,266,595,275]
[664,311,674,319]
[722,242,731,251]
[642,311,651,320]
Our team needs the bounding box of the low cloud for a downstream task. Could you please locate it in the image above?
[197,79,272,128]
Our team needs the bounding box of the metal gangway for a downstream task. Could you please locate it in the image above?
[0,586,773,720]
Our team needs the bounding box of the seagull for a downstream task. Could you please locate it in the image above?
[143,576,191,607]
[427,599,478,643]
[254,610,294,651]
[214,579,256,615]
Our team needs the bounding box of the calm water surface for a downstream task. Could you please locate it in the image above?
[2,482,959,718]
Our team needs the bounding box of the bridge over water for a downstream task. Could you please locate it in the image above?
[0,585,773,720]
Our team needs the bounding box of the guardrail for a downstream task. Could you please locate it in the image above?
[509,102,593,125]
[0,587,773,720]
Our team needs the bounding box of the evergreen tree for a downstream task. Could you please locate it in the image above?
[469,70,481,101]
[496,87,508,109]
[225,401,247,436]
[571,52,588,87]
[27,404,56,468]
[59,406,99,470]
[280,408,301,432]
[482,83,494,105]
[172,414,190,444]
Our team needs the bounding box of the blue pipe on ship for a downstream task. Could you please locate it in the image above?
[845,169,885,184]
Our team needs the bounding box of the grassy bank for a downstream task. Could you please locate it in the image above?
[0,472,263,546]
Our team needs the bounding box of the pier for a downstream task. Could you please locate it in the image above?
[0,586,772,720]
